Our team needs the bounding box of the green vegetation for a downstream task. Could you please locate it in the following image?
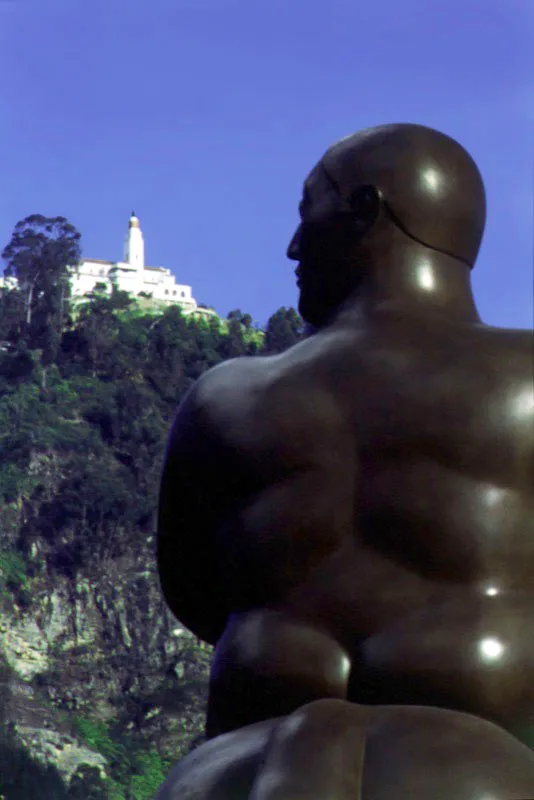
[0,215,304,574]
[0,214,305,796]
[73,716,170,799]
[1,215,80,367]
[0,550,30,602]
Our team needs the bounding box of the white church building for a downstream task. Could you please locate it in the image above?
[69,212,199,312]
[1,213,203,314]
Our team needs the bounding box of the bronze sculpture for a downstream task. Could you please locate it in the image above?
[156,123,534,798]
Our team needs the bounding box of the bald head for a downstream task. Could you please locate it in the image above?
[320,123,486,267]
[288,123,486,327]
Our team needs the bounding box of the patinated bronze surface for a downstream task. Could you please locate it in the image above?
[156,701,534,798]
[156,123,534,798]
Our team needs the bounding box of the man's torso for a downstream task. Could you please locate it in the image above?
[199,310,534,733]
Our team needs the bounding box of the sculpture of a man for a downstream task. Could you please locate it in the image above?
[156,123,534,798]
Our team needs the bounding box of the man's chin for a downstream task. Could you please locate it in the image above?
[298,296,329,330]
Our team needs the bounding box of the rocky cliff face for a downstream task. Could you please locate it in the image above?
[0,472,211,799]
[0,279,304,798]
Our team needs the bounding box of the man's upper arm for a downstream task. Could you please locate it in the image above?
[157,383,233,645]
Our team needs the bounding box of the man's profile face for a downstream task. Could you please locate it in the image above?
[287,161,362,328]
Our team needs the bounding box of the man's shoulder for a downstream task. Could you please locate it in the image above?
[179,329,360,438]
[468,323,534,368]
[192,355,271,415]
[173,356,276,449]
[376,314,533,363]
[482,323,533,346]
[197,355,266,393]
[192,341,323,410]
[184,341,339,446]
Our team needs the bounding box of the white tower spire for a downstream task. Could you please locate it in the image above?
[124,211,145,270]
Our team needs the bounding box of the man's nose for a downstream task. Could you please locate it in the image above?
[286,225,301,261]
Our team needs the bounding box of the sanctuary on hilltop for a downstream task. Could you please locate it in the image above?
[69,212,199,311]
[1,212,202,314]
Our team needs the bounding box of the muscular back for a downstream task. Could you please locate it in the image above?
[158,309,534,735]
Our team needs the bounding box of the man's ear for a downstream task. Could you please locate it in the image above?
[348,185,382,235]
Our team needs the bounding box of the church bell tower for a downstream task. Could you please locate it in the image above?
[123,211,145,270]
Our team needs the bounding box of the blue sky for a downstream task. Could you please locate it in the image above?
[1,1,532,329]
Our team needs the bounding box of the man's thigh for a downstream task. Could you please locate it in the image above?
[251,700,534,800]
[155,700,534,799]
[363,703,534,800]
[154,717,278,800]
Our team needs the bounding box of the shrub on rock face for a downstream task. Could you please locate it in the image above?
[67,765,109,799]
[0,734,69,800]
[0,550,30,606]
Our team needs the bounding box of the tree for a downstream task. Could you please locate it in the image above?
[144,306,190,401]
[2,215,81,361]
[64,287,134,379]
[0,286,23,344]
[262,306,304,354]
[227,308,252,329]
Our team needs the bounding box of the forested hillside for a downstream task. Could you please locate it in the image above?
[0,215,304,799]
